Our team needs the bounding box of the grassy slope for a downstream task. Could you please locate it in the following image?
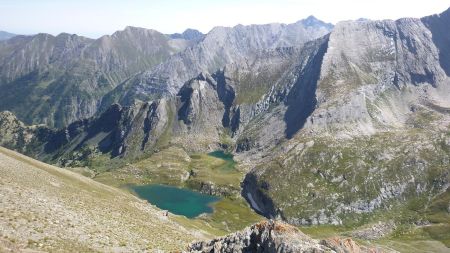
[252,124,450,252]
[301,224,450,253]
[0,147,211,252]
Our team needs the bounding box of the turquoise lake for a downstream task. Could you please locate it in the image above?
[131,184,220,218]
[207,150,236,171]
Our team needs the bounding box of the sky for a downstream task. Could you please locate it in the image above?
[0,0,449,38]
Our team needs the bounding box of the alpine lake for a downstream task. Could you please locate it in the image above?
[131,151,232,218]
[132,184,220,218]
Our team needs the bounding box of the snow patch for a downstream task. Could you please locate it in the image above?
[247,192,262,213]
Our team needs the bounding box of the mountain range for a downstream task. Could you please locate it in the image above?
[1,8,450,252]
[0,27,204,127]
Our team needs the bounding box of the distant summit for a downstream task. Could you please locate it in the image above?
[299,15,334,30]
[169,28,204,41]
[0,31,17,41]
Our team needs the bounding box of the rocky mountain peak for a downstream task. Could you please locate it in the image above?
[300,15,334,30]
[169,28,204,41]
[182,28,204,40]
[114,26,161,37]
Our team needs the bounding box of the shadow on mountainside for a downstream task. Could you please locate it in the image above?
[422,8,450,77]
[241,173,278,219]
[284,37,329,139]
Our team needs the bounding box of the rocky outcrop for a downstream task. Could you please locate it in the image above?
[0,111,55,156]
[306,15,450,134]
[422,8,450,76]
[231,36,330,153]
[0,111,37,152]
[193,181,240,197]
[351,221,396,240]
[177,72,228,129]
[187,220,386,253]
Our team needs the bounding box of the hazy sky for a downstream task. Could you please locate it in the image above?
[0,0,449,38]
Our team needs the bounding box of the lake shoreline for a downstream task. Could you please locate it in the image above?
[131,184,221,218]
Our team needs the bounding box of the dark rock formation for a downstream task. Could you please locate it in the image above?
[188,220,383,253]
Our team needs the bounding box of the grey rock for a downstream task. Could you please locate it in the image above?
[351,221,396,240]
[188,220,384,253]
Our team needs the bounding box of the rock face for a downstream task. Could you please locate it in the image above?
[0,111,56,156]
[0,101,168,163]
[188,220,385,253]
[177,72,230,135]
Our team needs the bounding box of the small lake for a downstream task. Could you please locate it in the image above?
[208,150,236,171]
[131,184,220,218]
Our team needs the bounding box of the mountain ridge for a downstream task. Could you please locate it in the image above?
[104,15,333,106]
[0,16,333,128]
[0,26,188,128]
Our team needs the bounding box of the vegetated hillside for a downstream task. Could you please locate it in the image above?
[0,146,210,252]
[0,27,192,128]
